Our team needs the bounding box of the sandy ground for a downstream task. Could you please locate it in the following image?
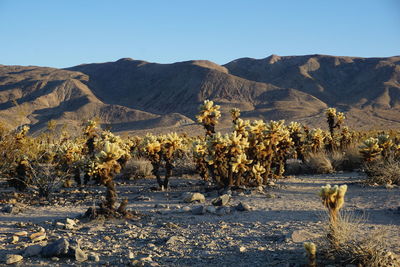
[0,172,399,266]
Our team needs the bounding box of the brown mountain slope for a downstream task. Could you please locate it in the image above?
[1,54,400,133]
[0,65,192,132]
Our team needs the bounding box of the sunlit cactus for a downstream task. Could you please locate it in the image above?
[230,108,241,123]
[319,184,348,248]
[196,100,221,136]
[139,133,186,189]
[325,107,345,137]
[359,137,382,162]
[288,122,306,161]
[304,242,317,267]
[252,162,266,185]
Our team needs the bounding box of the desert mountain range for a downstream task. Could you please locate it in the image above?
[1,54,399,134]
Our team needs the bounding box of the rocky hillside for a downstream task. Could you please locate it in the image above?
[1,54,399,134]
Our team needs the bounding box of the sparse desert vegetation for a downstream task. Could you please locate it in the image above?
[0,103,399,266]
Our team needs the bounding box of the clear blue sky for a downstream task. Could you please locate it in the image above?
[1,0,399,68]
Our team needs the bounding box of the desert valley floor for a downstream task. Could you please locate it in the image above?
[1,172,399,266]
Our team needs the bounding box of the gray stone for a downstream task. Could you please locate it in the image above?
[166,235,185,245]
[179,206,191,213]
[41,238,69,257]
[2,205,18,214]
[212,194,230,206]
[191,205,206,215]
[217,206,231,215]
[5,254,23,264]
[23,244,43,257]
[206,206,217,214]
[236,202,251,211]
[183,192,205,203]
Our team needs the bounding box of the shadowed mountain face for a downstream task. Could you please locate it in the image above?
[1,54,400,134]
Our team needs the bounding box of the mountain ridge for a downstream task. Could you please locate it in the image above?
[1,54,400,134]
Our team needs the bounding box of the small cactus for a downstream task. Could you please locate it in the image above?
[304,242,317,267]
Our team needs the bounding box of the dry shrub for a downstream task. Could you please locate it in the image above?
[364,156,400,185]
[304,152,334,174]
[120,157,153,179]
[319,212,399,267]
[331,146,363,171]
[284,159,308,175]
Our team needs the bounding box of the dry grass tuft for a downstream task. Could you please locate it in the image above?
[319,211,400,267]
[364,156,400,186]
[304,152,334,174]
[120,157,153,179]
[331,146,363,171]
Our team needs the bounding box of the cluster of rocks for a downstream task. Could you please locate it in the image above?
[179,192,252,215]
[2,218,98,265]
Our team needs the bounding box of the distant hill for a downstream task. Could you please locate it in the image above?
[1,54,400,134]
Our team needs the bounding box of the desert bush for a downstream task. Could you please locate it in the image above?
[304,152,334,174]
[120,157,153,179]
[364,156,400,185]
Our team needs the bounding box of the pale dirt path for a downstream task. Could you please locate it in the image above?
[0,172,399,266]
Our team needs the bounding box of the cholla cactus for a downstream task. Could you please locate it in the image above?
[308,128,325,153]
[304,242,317,267]
[359,137,382,162]
[319,184,348,248]
[196,100,221,136]
[319,184,347,223]
[325,107,345,137]
[140,133,186,189]
[230,108,241,123]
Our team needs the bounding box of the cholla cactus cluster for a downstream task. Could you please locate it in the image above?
[359,133,399,162]
[138,132,187,189]
[195,103,295,187]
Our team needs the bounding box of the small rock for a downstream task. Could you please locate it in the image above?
[212,194,230,206]
[166,235,185,245]
[74,247,88,262]
[30,232,46,242]
[191,205,206,215]
[236,202,251,211]
[11,235,19,244]
[66,218,76,225]
[42,238,69,257]
[164,222,179,228]
[14,231,28,237]
[6,254,23,264]
[179,206,191,213]
[239,246,246,253]
[2,204,18,214]
[55,222,65,229]
[129,251,135,259]
[24,244,43,257]
[89,252,100,262]
[217,206,231,215]
[182,192,205,203]
[206,206,217,214]
[265,193,276,199]
[154,204,168,209]
[291,230,317,243]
